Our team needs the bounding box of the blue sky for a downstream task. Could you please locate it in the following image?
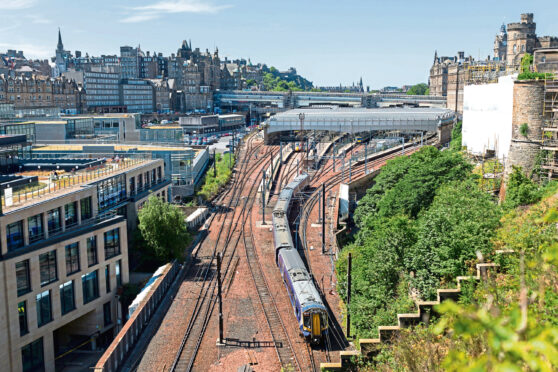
[1,0,557,88]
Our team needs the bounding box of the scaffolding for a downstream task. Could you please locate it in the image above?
[541,78,558,180]
[465,62,521,85]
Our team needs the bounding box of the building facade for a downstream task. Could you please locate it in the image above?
[0,140,169,372]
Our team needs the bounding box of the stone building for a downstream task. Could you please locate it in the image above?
[0,75,82,114]
[430,13,558,114]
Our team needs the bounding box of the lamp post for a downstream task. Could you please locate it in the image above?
[299,112,305,173]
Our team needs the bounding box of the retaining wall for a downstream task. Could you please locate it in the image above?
[93,261,180,372]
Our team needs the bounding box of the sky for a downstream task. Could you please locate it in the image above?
[1,0,557,88]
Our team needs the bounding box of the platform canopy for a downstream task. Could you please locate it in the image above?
[265,107,455,134]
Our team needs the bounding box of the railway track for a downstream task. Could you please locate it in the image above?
[243,201,302,370]
[169,134,276,371]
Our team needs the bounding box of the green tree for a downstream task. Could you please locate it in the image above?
[408,180,501,299]
[450,121,463,151]
[407,83,429,95]
[138,195,191,262]
[505,166,541,209]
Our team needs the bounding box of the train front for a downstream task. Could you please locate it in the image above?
[301,305,328,344]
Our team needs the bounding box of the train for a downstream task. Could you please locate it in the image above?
[272,173,328,344]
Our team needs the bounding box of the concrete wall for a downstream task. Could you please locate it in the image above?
[462,75,515,159]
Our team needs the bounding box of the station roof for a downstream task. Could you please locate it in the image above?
[33,144,197,153]
[266,107,455,134]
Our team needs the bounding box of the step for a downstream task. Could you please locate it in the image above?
[397,313,421,328]
[378,325,400,342]
[320,362,343,371]
[437,288,460,302]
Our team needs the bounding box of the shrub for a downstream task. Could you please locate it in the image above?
[519,122,529,137]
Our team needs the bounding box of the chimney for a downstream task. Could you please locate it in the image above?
[458,51,465,60]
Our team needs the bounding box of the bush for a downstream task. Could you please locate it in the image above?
[519,122,529,137]
[504,166,540,208]
[517,71,554,80]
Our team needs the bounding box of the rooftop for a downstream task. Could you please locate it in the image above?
[1,155,157,213]
[33,144,197,153]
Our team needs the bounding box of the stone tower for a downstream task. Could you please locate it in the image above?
[493,23,507,62]
[54,28,67,77]
[506,13,537,66]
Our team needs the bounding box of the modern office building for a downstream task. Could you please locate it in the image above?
[0,135,169,372]
[119,79,154,113]
[83,71,122,112]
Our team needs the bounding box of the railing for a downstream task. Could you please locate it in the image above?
[1,157,149,211]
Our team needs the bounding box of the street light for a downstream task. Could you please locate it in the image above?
[299,112,307,172]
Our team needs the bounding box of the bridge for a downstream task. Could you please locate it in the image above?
[214,90,447,112]
[263,107,456,144]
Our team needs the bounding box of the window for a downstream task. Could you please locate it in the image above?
[82,270,99,304]
[65,242,80,275]
[6,220,24,251]
[87,236,98,267]
[28,214,44,243]
[105,265,111,293]
[16,260,31,296]
[39,251,57,286]
[80,197,92,220]
[59,280,75,315]
[513,44,517,53]
[97,174,126,211]
[47,208,62,235]
[103,301,112,326]
[18,301,28,336]
[157,166,162,180]
[104,228,120,259]
[21,338,44,372]
[116,260,122,287]
[36,290,52,327]
[65,201,78,227]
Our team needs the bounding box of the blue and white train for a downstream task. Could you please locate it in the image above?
[272,173,328,343]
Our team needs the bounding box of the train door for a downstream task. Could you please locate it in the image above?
[312,313,321,338]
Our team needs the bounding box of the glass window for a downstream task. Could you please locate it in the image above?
[59,280,75,315]
[82,270,99,304]
[39,251,57,286]
[80,197,92,220]
[116,260,122,287]
[6,220,24,251]
[18,301,28,336]
[65,242,80,275]
[28,214,44,243]
[36,290,52,327]
[65,201,78,227]
[47,208,62,235]
[105,265,111,293]
[97,174,126,211]
[87,236,98,267]
[16,260,31,296]
[103,301,112,326]
[104,228,120,259]
[157,166,162,180]
[21,337,44,372]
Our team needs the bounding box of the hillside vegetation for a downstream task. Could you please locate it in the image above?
[337,129,558,370]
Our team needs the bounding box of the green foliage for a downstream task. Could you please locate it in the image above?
[199,153,235,200]
[504,166,541,209]
[408,180,501,299]
[261,66,313,91]
[520,53,534,74]
[519,122,529,137]
[406,83,429,95]
[517,72,554,80]
[354,146,472,225]
[138,195,191,262]
[245,79,257,88]
[449,121,463,151]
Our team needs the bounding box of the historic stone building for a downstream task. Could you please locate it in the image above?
[0,75,82,113]
[429,13,558,114]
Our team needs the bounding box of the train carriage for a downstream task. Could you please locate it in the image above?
[271,172,327,343]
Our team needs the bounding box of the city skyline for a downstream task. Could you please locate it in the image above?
[1,0,557,88]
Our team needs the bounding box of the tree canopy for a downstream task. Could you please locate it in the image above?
[138,195,191,262]
[406,83,429,95]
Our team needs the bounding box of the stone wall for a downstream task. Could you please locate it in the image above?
[505,80,544,178]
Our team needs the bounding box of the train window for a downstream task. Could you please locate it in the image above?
[304,314,311,328]
[321,313,328,328]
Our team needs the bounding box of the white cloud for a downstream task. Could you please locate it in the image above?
[121,0,231,23]
[0,43,51,59]
[121,13,160,23]
[0,0,36,10]
[27,14,51,24]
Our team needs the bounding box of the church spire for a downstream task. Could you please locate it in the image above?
[433,50,438,64]
[57,28,64,51]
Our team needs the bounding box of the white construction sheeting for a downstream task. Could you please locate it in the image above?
[339,183,349,222]
[462,75,515,159]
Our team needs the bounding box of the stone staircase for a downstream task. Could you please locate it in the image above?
[321,251,513,371]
